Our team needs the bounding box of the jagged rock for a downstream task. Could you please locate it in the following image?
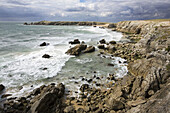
[99,39,106,44]
[83,46,95,53]
[66,44,87,56]
[30,83,65,113]
[97,44,105,49]
[0,84,5,92]
[69,39,80,44]
[128,57,168,98]
[42,54,51,58]
[127,79,170,113]
[40,42,49,46]
[139,79,170,113]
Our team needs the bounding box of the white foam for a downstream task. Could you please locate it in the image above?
[111,57,128,78]
[75,58,93,64]
[0,44,70,89]
[78,26,123,42]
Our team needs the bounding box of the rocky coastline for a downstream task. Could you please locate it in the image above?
[0,19,170,113]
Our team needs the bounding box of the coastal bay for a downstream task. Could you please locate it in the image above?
[0,19,170,113]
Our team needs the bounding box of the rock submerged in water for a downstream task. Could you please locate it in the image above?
[40,42,49,46]
[69,39,80,44]
[66,44,87,56]
[42,54,51,58]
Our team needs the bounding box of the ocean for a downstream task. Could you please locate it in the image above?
[0,22,127,96]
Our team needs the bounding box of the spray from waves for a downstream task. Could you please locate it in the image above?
[0,44,70,88]
[77,26,123,42]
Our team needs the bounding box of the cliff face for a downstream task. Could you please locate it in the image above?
[115,20,170,112]
[116,20,170,35]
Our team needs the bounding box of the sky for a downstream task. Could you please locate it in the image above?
[0,0,170,22]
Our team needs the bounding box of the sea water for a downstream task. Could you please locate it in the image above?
[0,22,127,96]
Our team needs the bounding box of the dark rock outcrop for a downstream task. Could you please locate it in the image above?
[2,83,65,113]
[30,83,65,113]
[66,44,87,56]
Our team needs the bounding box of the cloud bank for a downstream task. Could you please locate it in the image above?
[0,0,170,22]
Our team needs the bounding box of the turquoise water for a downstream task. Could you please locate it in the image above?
[0,22,127,96]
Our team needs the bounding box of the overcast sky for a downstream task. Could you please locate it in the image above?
[0,0,170,22]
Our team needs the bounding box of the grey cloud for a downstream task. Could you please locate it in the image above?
[0,0,170,22]
[7,0,29,6]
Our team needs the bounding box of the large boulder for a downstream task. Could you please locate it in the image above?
[66,44,87,56]
[30,83,65,113]
[128,57,169,99]
[83,46,95,53]
[69,39,80,44]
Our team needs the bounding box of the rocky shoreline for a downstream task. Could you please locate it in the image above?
[1,19,170,113]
